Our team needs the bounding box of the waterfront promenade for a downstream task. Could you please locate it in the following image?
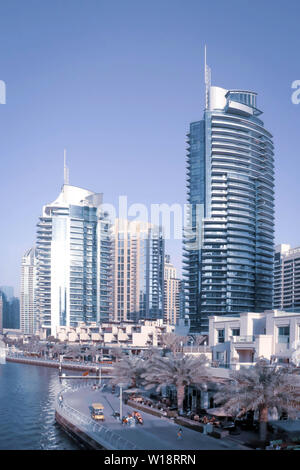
[6,353,112,373]
[57,385,249,450]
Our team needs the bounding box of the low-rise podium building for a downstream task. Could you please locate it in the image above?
[209,309,300,368]
[56,319,175,347]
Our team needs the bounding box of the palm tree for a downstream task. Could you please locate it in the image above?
[47,335,59,344]
[51,342,66,359]
[2,336,13,347]
[192,335,207,352]
[85,344,100,362]
[64,344,82,361]
[35,342,48,358]
[110,347,123,362]
[214,360,300,443]
[140,346,159,360]
[141,353,210,413]
[291,341,300,367]
[22,341,36,354]
[160,333,187,354]
[110,355,146,388]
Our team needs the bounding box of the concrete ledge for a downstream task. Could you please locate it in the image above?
[209,429,230,439]
[7,356,59,369]
[174,416,204,433]
[126,402,230,439]
[6,356,105,373]
[127,400,165,418]
[56,394,140,450]
[55,410,104,449]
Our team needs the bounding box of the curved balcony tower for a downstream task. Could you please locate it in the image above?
[183,57,274,333]
[36,159,112,338]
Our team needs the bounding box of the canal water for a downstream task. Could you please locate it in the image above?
[0,361,82,450]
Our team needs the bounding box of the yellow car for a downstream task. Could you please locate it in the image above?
[91,403,105,421]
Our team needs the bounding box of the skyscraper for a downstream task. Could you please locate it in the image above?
[274,244,300,312]
[0,286,14,302]
[7,297,20,330]
[20,248,38,334]
[0,289,20,330]
[36,183,112,338]
[112,219,165,322]
[183,55,275,333]
[163,255,181,325]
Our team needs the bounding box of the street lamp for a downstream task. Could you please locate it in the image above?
[96,367,102,386]
[59,354,63,376]
[118,382,127,422]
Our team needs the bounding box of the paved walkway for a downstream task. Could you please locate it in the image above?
[63,386,248,450]
[7,354,113,372]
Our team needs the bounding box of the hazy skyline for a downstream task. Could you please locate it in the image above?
[1,0,300,292]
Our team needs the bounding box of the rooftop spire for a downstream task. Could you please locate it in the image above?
[64,149,69,185]
[204,45,211,109]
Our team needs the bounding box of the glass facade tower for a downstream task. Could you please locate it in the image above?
[183,84,275,333]
[274,244,300,312]
[112,219,165,322]
[36,184,112,338]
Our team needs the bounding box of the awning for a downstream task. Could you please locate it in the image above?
[206,407,233,417]
[269,420,300,435]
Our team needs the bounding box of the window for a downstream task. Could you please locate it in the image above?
[231,328,240,337]
[278,326,290,345]
[217,329,225,343]
[216,351,225,362]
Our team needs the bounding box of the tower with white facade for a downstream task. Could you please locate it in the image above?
[20,248,37,334]
[36,183,112,338]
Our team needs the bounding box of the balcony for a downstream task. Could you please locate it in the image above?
[230,335,255,343]
[230,362,255,370]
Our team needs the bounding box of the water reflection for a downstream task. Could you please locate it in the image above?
[0,361,81,450]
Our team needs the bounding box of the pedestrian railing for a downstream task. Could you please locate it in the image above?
[56,388,139,450]
[6,352,111,370]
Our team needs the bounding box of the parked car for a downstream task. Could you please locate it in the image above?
[91,403,105,421]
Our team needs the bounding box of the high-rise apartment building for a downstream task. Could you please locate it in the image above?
[0,286,14,302]
[0,290,20,330]
[7,298,20,330]
[36,183,112,338]
[163,255,181,325]
[0,294,3,334]
[183,58,274,333]
[20,248,38,334]
[274,244,300,312]
[112,219,164,322]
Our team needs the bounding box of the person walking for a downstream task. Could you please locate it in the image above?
[177,428,183,440]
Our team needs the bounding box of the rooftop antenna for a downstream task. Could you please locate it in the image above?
[64,149,69,185]
[204,45,211,109]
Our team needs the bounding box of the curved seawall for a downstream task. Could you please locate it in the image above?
[55,387,139,450]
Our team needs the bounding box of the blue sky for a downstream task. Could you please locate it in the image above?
[0,0,300,293]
